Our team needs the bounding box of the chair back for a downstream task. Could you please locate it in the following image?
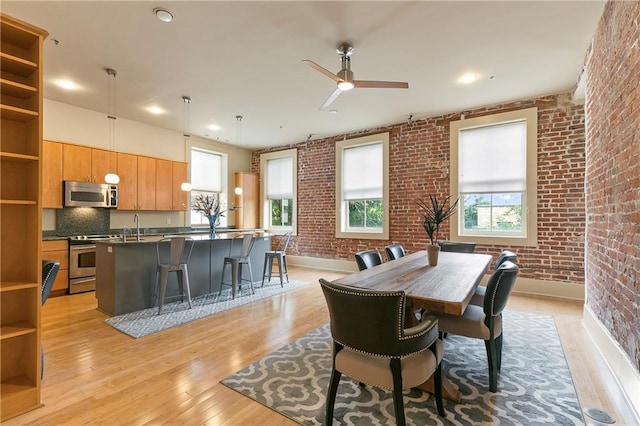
[438,241,476,253]
[495,250,517,268]
[354,249,383,271]
[236,233,255,258]
[157,236,194,267]
[42,260,60,305]
[277,232,292,252]
[320,279,435,357]
[384,244,406,261]
[483,260,519,321]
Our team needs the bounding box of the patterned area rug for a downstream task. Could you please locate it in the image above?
[221,311,583,425]
[104,279,309,338]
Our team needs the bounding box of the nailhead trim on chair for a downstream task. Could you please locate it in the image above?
[320,280,437,358]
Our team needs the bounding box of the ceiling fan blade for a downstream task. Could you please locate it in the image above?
[303,60,342,83]
[354,80,409,89]
[320,87,343,110]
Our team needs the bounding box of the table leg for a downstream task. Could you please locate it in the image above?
[417,374,461,402]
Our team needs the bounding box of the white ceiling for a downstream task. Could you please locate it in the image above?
[2,1,604,150]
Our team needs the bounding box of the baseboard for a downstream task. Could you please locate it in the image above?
[583,305,640,423]
[289,255,585,300]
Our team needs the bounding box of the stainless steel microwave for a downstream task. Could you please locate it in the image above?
[64,181,118,208]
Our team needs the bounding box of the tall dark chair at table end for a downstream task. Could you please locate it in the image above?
[469,250,518,306]
[319,279,445,425]
[354,249,383,271]
[41,260,60,379]
[433,261,519,392]
[384,243,406,261]
[438,240,476,253]
[261,231,292,287]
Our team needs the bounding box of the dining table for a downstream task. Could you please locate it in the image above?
[334,249,493,401]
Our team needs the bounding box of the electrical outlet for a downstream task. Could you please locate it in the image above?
[166,218,171,225]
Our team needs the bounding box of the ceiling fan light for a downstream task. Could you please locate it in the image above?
[337,81,354,91]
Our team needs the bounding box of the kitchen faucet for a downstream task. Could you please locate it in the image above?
[133,213,141,241]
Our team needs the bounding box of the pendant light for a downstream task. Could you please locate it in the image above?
[180,96,193,192]
[104,68,120,184]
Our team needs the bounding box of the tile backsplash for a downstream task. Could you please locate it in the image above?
[56,207,110,236]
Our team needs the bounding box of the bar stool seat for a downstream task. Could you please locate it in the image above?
[262,232,292,287]
[154,236,194,314]
[220,233,256,298]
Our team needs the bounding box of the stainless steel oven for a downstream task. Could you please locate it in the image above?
[69,243,97,294]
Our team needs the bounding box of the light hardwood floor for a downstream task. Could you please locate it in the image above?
[5,265,637,425]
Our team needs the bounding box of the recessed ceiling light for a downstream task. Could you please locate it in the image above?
[54,79,79,90]
[458,72,479,85]
[208,124,222,131]
[328,109,338,114]
[146,105,165,115]
[153,7,174,23]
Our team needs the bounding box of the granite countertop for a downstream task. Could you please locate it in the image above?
[42,227,268,242]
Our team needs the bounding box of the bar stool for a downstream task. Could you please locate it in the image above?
[155,236,194,314]
[261,232,292,287]
[220,233,255,298]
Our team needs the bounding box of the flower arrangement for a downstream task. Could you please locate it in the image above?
[192,193,225,231]
[417,194,459,246]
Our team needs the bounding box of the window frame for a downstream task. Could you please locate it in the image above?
[335,132,389,240]
[188,145,229,228]
[449,107,538,247]
[260,148,297,235]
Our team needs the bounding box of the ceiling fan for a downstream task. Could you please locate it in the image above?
[303,43,409,110]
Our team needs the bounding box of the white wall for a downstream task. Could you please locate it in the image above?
[43,99,253,231]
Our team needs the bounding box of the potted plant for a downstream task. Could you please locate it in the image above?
[417,194,459,266]
[192,193,225,237]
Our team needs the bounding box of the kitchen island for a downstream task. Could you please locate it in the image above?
[96,232,272,316]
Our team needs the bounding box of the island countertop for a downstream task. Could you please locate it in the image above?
[96,233,272,316]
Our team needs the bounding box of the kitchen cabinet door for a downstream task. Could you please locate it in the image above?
[172,161,188,211]
[63,144,91,182]
[155,159,173,210]
[41,240,69,293]
[116,152,138,210]
[43,140,63,208]
[91,148,117,184]
[137,156,156,210]
[235,172,259,229]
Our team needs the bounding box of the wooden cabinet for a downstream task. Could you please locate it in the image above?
[116,152,137,210]
[0,12,47,421]
[172,161,188,211]
[42,140,63,208]
[156,159,173,210]
[62,144,116,184]
[137,156,156,210]
[41,240,68,294]
[235,172,259,229]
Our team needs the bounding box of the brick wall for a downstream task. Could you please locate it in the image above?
[585,1,640,370]
[253,93,586,284]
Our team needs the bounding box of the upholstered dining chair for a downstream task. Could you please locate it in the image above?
[261,231,292,287]
[384,243,406,261]
[438,240,476,253]
[432,261,519,392]
[220,233,256,299]
[155,236,195,314]
[319,278,445,425]
[469,250,518,306]
[354,249,383,271]
[41,260,60,379]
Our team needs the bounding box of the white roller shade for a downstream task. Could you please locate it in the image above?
[459,121,526,193]
[267,157,293,199]
[343,143,382,200]
[191,149,222,192]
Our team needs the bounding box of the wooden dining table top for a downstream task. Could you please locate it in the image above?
[334,250,492,315]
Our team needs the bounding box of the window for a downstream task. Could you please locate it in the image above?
[189,147,228,226]
[336,133,389,240]
[450,107,537,246]
[260,149,297,233]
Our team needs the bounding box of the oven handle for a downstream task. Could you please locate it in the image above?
[70,276,95,284]
[70,244,96,254]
